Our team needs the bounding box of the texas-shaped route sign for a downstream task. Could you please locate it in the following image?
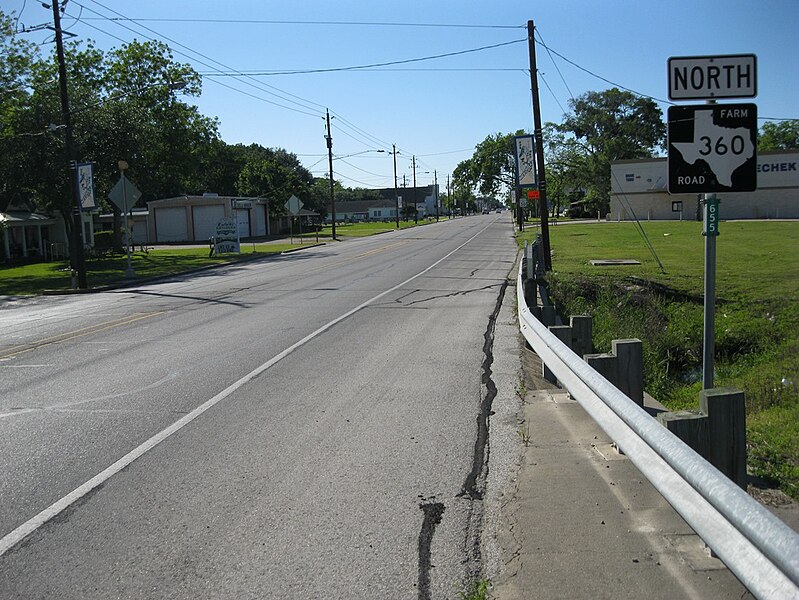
[668,103,757,194]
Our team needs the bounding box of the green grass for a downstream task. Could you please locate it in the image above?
[0,243,299,295]
[459,579,490,600]
[519,220,799,497]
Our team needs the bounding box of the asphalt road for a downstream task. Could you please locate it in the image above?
[0,214,518,599]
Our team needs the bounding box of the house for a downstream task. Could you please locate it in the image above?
[610,150,799,221]
[1,198,93,262]
[327,184,440,223]
[97,208,150,245]
[146,194,271,243]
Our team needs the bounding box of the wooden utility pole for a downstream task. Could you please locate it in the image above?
[52,1,87,288]
[434,170,439,221]
[393,144,399,228]
[325,109,336,240]
[527,19,552,270]
[412,155,418,223]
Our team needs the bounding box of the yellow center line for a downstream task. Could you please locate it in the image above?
[0,311,164,360]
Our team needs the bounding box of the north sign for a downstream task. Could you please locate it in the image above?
[668,54,756,100]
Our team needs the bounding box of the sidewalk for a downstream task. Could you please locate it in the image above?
[486,282,798,599]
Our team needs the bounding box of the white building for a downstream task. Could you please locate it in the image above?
[610,150,799,221]
[146,194,270,243]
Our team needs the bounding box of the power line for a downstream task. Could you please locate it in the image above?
[417,147,476,157]
[74,16,323,118]
[73,1,327,116]
[533,36,673,106]
[534,28,574,102]
[538,70,567,116]
[200,68,525,75]
[75,17,524,30]
[201,39,526,77]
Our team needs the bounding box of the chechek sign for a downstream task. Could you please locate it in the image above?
[668,54,757,100]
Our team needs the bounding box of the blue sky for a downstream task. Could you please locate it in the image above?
[7,0,798,193]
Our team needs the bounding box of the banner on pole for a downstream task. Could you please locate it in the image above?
[514,135,537,187]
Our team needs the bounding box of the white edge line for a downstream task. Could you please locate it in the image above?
[0,221,494,557]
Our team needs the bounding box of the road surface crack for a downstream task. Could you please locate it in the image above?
[417,499,446,600]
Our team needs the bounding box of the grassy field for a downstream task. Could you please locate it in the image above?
[519,220,799,497]
[0,243,301,296]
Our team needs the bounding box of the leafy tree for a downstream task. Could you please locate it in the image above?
[758,120,799,151]
[236,145,313,217]
[554,88,665,215]
[452,131,526,198]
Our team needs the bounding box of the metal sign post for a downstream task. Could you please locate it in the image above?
[118,162,135,279]
[702,194,719,389]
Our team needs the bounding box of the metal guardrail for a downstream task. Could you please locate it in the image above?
[516,252,799,600]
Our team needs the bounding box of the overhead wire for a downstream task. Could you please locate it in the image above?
[76,17,524,30]
[73,0,326,117]
[68,1,531,176]
[538,70,567,117]
[534,28,574,102]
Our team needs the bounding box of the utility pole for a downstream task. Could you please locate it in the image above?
[446,174,451,217]
[325,109,336,240]
[527,19,552,271]
[412,155,417,223]
[434,170,439,221]
[392,144,399,228]
[52,1,87,289]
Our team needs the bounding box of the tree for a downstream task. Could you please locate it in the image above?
[555,88,666,215]
[452,131,526,198]
[759,120,799,151]
[0,9,40,212]
[236,145,314,218]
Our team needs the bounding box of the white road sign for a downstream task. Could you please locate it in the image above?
[107,174,142,212]
[284,194,303,215]
[668,54,756,100]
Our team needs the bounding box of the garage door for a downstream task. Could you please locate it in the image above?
[155,207,188,242]
[193,204,226,241]
[235,209,251,238]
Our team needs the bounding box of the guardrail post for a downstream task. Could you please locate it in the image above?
[540,305,556,326]
[583,339,644,407]
[569,315,592,358]
[700,388,747,489]
[612,339,643,406]
[545,325,572,383]
[656,410,709,459]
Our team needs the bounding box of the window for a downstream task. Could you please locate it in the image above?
[672,201,683,212]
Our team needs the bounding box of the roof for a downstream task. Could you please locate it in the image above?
[147,195,267,208]
[0,211,57,226]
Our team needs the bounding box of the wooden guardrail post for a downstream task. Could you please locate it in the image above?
[700,388,747,489]
[569,315,592,358]
[545,325,572,383]
[656,410,709,459]
[583,339,644,407]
